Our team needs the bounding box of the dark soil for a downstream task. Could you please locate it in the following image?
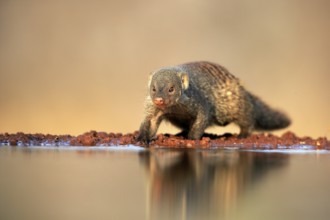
[0,131,329,150]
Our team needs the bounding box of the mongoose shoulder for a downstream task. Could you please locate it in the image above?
[137,61,291,143]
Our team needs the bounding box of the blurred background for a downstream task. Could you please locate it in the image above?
[0,0,329,138]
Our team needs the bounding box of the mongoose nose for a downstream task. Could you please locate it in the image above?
[154,98,164,106]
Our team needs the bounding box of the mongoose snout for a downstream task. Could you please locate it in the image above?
[153,97,165,107]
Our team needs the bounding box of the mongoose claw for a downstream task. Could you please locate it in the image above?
[136,133,151,147]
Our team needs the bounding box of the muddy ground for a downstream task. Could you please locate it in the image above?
[0,131,329,150]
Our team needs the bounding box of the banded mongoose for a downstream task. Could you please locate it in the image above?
[137,61,291,143]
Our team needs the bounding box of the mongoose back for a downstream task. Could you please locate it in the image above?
[137,61,291,143]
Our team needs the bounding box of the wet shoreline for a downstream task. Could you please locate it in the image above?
[1,131,329,150]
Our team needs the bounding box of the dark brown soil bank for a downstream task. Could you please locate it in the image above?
[0,131,329,150]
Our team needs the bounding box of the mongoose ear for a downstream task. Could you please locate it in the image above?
[179,72,189,90]
[148,72,155,88]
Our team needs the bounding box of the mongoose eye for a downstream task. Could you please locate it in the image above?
[152,86,156,92]
[168,87,174,93]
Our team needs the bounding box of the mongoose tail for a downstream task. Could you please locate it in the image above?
[249,93,291,131]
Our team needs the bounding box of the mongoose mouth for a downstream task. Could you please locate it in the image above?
[153,98,167,108]
[154,102,167,109]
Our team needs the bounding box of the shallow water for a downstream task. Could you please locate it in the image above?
[0,146,329,220]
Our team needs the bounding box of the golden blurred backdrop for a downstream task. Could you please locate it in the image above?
[0,0,329,138]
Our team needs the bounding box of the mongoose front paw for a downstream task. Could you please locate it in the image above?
[136,132,151,146]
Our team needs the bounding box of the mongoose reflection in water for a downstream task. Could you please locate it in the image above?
[137,61,291,144]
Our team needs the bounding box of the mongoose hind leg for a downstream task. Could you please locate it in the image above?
[236,114,254,138]
[237,126,252,138]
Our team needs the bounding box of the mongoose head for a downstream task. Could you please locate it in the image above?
[148,68,189,109]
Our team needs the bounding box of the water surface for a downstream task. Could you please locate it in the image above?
[0,146,329,220]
